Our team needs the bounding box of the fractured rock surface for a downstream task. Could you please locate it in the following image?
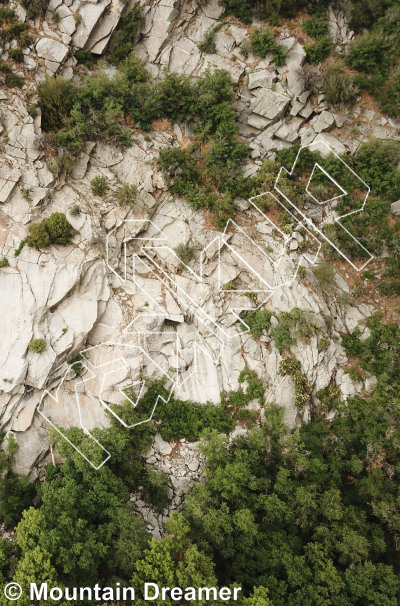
[0,0,398,505]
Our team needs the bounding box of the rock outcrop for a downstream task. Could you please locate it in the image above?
[0,1,396,522]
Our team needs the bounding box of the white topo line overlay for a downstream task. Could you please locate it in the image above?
[36,139,373,468]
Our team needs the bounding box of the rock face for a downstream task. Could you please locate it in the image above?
[0,0,398,509]
[72,0,114,52]
[311,111,335,133]
[36,37,69,73]
[0,165,21,203]
[391,200,400,216]
[131,437,207,539]
[251,89,291,121]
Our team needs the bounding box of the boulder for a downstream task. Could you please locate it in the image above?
[286,42,306,68]
[36,37,69,73]
[287,65,306,96]
[0,165,20,203]
[313,133,347,155]
[248,70,275,90]
[275,117,304,143]
[290,99,305,116]
[391,200,400,216]
[72,0,111,49]
[247,114,272,130]
[154,434,172,456]
[251,89,291,121]
[187,459,200,472]
[311,111,335,133]
[299,102,314,119]
[12,426,48,477]
[56,5,76,37]
[286,42,307,96]
[88,1,127,54]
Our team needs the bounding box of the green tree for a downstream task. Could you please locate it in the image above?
[131,514,218,606]
[45,212,73,245]
[0,436,35,528]
[14,547,59,606]
[37,77,74,131]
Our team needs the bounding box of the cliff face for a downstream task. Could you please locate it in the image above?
[0,0,397,487]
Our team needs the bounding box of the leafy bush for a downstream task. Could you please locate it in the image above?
[304,36,333,63]
[174,243,195,267]
[183,351,400,604]
[279,356,301,376]
[302,12,332,64]
[27,103,38,118]
[241,307,318,352]
[45,212,74,245]
[37,77,74,131]
[27,222,51,248]
[279,356,311,408]
[69,204,80,216]
[198,29,217,54]
[141,468,171,513]
[21,0,48,20]
[40,67,248,226]
[0,64,24,87]
[349,0,399,31]
[298,265,306,278]
[0,7,16,21]
[90,175,109,196]
[379,64,400,116]
[158,72,195,123]
[319,335,330,351]
[313,261,335,291]
[70,353,86,375]
[348,31,391,74]
[240,309,273,338]
[302,14,330,38]
[270,308,318,353]
[74,49,94,68]
[118,183,138,205]
[220,369,265,425]
[0,436,35,528]
[14,240,25,257]
[220,0,319,22]
[9,48,24,63]
[108,6,144,65]
[157,397,234,443]
[346,7,400,116]
[120,52,149,84]
[0,22,29,42]
[27,213,73,248]
[159,147,201,196]
[316,383,341,412]
[220,0,256,23]
[356,139,400,200]
[28,339,47,353]
[0,257,9,268]
[250,27,287,66]
[324,65,358,106]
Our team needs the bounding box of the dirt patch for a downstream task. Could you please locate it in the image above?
[180,136,194,150]
[151,118,173,132]
[333,258,400,324]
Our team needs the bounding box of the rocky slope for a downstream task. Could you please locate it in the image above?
[1,0,399,535]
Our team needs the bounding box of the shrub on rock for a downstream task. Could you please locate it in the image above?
[27,213,73,248]
[28,339,47,354]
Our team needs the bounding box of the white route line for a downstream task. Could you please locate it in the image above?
[274,140,373,271]
[37,139,374,468]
